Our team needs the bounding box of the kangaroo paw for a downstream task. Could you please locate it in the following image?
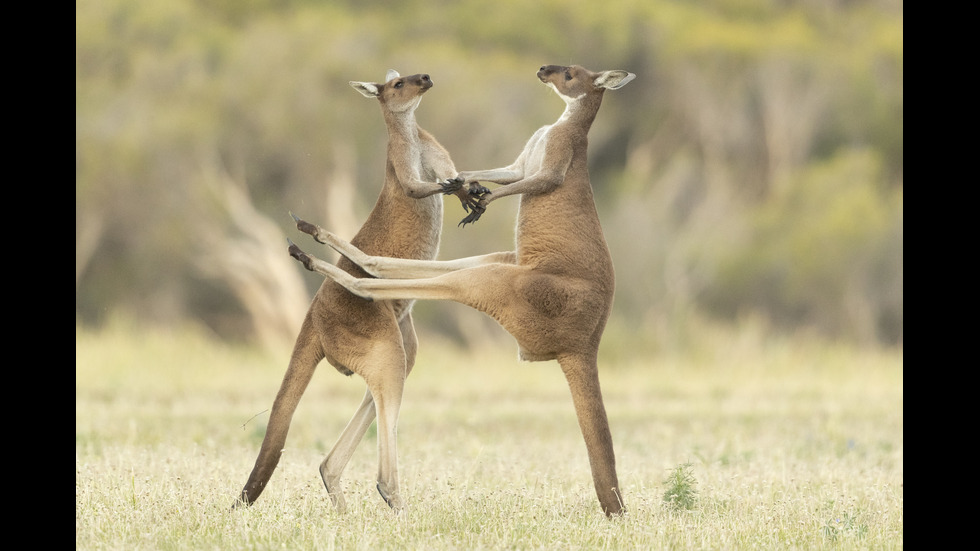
[439,176,464,194]
[458,203,486,227]
[468,182,490,196]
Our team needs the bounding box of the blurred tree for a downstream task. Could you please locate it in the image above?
[702,150,902,345]
[76,0,903,349]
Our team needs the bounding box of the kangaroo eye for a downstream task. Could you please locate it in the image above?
[564,72,572,81]
[393,80,403,88]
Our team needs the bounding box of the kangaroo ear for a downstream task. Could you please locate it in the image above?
[594,70,635,90]
[385,69,400,82]
[350,81,381,98]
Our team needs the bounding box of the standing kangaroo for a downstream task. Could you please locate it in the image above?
[235,70,483,511]
[287,64,635,516]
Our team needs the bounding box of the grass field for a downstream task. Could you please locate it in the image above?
[76,320,903,550]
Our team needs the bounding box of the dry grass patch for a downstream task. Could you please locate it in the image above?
[77,322,902,549]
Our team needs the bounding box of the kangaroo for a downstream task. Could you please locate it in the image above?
[286,64,635,516]
[235,70,485,512]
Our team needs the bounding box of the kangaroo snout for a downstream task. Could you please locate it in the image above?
[403,73,433,91]
[538,65,565,79]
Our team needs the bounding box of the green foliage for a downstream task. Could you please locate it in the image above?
[823,507,870,543]
[662,463,699,511]
[703,150,902,344]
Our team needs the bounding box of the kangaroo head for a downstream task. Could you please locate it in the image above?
[349,70,433,113]
[537,65,635,103]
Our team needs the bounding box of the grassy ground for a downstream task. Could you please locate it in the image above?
[76,321,903,550]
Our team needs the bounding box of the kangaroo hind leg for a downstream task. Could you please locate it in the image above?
[365,355,409,511]
[317,313,416,513]
[557,353,624,517]
[236,328,322,507]
[319,388,376,513]
[289,213,517,279]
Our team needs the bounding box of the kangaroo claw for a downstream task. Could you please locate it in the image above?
[439,176,465,194]
[458,203,486,227]
[468,182,490,196]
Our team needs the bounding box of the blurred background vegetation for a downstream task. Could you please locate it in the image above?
[76,0,902,355]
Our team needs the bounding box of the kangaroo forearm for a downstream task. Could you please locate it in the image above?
[485,173,563,203]
[457,168,524,185]
[401,180,446,198]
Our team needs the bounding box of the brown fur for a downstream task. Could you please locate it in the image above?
[235,70,482,512]
[289,65,635,516]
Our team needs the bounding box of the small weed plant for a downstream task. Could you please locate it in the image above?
[662,462,698,511]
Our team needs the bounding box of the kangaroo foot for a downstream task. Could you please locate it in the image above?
[230,496,251,511]
[321,474,348,513]
[377,483,404,512]
[287,238,316,271]
[289,211,328,244]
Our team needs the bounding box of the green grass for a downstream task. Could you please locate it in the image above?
[76,321,903,549]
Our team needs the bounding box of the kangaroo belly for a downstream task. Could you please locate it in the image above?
[316,291,412,375]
